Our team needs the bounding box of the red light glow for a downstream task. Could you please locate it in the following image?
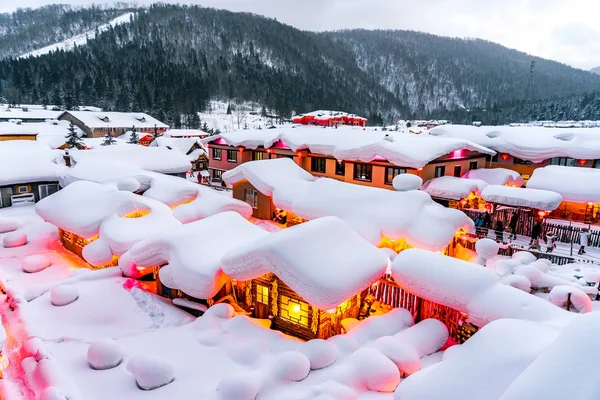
[501,154,510,161]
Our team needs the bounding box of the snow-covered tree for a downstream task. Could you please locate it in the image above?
[65,123,84,149]
[101,131,116,146]
[128,126,139,144]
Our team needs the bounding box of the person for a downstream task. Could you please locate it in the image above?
[529,238,541,251]
[495,219,504,243]
[483,212,492,229]
[509,212,519,240]
[579,228,590,255]
[474,215,483,229]
[530,220,542,245]
[546,233,556,253]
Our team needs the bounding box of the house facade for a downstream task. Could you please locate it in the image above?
[59,111,169,138]
[0,181,59,208]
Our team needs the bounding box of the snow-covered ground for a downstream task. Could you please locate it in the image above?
[198,100,290,133]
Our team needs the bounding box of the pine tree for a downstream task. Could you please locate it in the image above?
[202,122,210,132]
[101,130,116,146]
[226,103,231,115]
[65,123,84,149]
[128,126,139,144]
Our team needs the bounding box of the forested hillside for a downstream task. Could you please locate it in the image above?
[1,4,600,126]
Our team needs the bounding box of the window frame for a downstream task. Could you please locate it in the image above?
[385,167,406,185]
[434,165,446,178]
[252,151,265,161]
[227,149,238,163]
[244,188,258,209]
[335,160,346,176]
[256,284,269,305]
[279,295,309,327]
[17,186,29,194]
[212,148,222,160]
[311,157,326,173]
[353,163,373,182]
[212,169,223,181]
[453,165,462,178]
[469,161,478,171]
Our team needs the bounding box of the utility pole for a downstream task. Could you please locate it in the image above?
[525,60,535,102]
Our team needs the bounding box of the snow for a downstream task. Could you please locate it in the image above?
[3,231,28,248]
[0,140,63,186]
[481,185,563,210]
[50,285,79,306]
[87,339,122,370]
[22,254,52,273]
[205,125,495,169]
[65,110,168,130]
[19,13,135,59]
[345,348,400,392]
[392,174,423,191]
[0,217,19,234]
[119,212,268,293]
[150,136,202,156]
[462,168,525,187]
[70,145,190,175]
[391,249,576,327]
[300,339,339,370]
[223,157,316,196]
[270,351,311,382]
[475,238,500,260]
[429,124,600,163]
[163,129,209,138]
[527,165,600,203]
[0,109,62,121]
[548,286,593,313]
[222,216,389,310]
[420,176,488,200]
[127,355,175,390]
[216,376,260,400]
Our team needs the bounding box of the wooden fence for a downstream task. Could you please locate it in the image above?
[543,222,600,248]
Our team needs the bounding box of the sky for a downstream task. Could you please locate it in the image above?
[2,0,600,70]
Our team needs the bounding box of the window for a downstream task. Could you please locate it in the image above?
[453,166,462,177]
[227,150,237,163]
[469,161,478,171]
[434,166,445,178]
[311,157,326,173]
[486,154,498,163]
[256,284,269,305]
[335,160,346,176]
[353,163,372,181]
[550,157,575,167]
[17,186,29,194]
[594,160,600,169]
[245,189,258,208]
[385,167,406,184]
[39,184,59,199]
[253,151,264,161]
[212,148,222,160]
[212,169,223,181]
[514,157,533,165]
[279,154,295,160]
[279,295,309,327]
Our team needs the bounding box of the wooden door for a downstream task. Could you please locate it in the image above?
[255,283,270,319]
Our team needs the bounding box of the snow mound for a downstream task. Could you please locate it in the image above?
[0,217,19,234]
[203,303,236,319]
[548,286,593,313]
[128,356,175,391]
[117,178,141,192]
[40,387,67,400]
[476,238,499,260]
[347,348,400,392]
[301,339,339,370]
[512,251,537,264]
[22,254,52,273]
[226,342,264,366]
[50,285,78,306]
[3,231,27,248]
[88,339,123,370]
[393,174,423,191]
[216,375,260,400]
[271,351,311,382]
[501,275,532,292]
[515,265,574,289]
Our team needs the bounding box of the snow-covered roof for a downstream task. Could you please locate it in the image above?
[527,166,600,204]
[35,181,181,266]
[62,111,168,129]
[461,167,525,187]
[70,145,191,174]
[420,176,488,200]
[223,158,316,196]
[481,185,563,210]
[163,129,209,138]
[0,122,38,136]
[222,217,389,309]
[429,124,600,163]
[0,141,63,185]
[0,108,62,120]
[205,125,495,169]
[150,137,200,155]
[119,212,268,297]
[294,110,367,121]
[391,249,575,327]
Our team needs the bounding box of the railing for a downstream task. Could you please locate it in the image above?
[543,222,600,248]
[11,193,35,205]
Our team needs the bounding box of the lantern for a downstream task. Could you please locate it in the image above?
[501,154,510,161]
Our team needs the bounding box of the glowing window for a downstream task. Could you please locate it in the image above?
[256,284,269,305]
[280,295,309,327]
[336,300,351,314]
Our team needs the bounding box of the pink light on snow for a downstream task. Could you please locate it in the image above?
[450,149,466,159]
[272,140,290,149]
[213,137,227,145]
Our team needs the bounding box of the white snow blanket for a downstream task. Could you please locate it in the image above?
[527,165,600,203]
[221,217,389,309]
[205,125,494,169]
[223,158,316,196]
[35,181,181,266]
[70,145,191,175]
[119,212,268,295]
[429,124,600,163]
[391,249,575,327]
[462,168,525,187]
[61,111,167,129]
[420,176,488,200]
[481,185,563,210]
[0,140,63,185]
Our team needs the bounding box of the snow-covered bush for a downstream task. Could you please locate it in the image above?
[216,375,260,400]
[301,339,339,370]
[392,174,423,192]
[346,348,401,392]
[226,342,264,367]
[88,339,122,370]
[512,251,537,265]
[117,178,141,193]
[22,254,52,273]
[475,238,499,265]
[270,351,311,382]
[0,218,19,234]
[203,303,235,319]
[128,355,175,390]
[50,285,78,306]
[3,231,27,248]
[549,286,593,313]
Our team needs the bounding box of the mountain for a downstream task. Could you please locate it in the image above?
[591,67,600,75]
[1,4,600,126]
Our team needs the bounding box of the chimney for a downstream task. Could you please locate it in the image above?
[63,150,71,167]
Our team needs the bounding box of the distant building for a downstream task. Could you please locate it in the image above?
[59,111,169,138]
[293,110,367,127]
[0,107,62,123]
